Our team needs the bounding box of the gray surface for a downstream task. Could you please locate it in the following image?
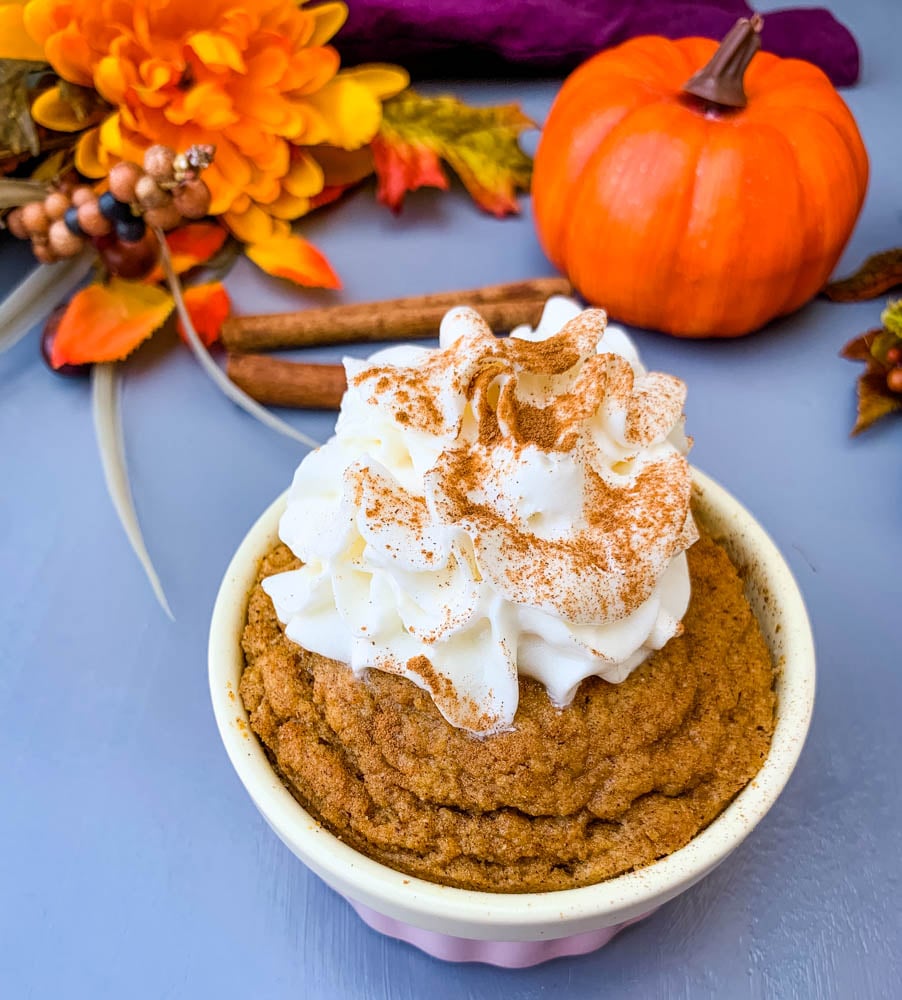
[2,1,901,996]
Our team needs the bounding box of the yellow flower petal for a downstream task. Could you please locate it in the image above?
[20,0,403,239]
[249,135,290,176]
[31,86,88,132]
[133,84,171,109]
[212,137,253,190]
[305,2,348,47]
[0,3,45,61]
[94,55,131,105]
[186,31,246,73]
[229,192,251,214]
[283,151,324,198]
[99,112,125,156]
[202,164,240,216]
[339,64,409,101]
[302,76,382,150]
[245,46,288,89]
[138,58,174,91]
[74,127,109,177]
[21,0,58,47]
[243,169,281,204]
[266,190,311,220]
[119,104,139,130]
[164,82,238,129]
[282,45,340,96]
[224,203,275,244]
[42,21,94,86]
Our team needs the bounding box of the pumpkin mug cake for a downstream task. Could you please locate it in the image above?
[235,298,776,894]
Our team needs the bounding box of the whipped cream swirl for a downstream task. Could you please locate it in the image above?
[264,297,697,735]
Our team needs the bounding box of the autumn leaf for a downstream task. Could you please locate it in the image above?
[852,372,902,435]
[374,91,535,216]
[246,234,341,289]
[840,302,902,434]
[30,148,71,183]
[371,136,448,210]
[824,248,902,302]
[51,279,173,368]
[839,329,884,362]
[176,282,231,347]
[0,60,46,158]
[144,222,228,283]
[309,183,355,210]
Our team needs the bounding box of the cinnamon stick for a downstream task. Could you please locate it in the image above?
[221,277,573,352]
[227,354,347,410]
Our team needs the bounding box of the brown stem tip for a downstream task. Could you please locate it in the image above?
[683,14,764,110]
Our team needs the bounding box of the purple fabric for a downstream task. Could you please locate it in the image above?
[337,1,860,86]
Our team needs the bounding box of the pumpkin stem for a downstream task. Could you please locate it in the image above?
[682,14,763,110]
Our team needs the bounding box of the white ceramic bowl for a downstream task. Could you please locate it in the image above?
[209,468,815,967]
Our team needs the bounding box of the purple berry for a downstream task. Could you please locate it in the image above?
[98,191,134,223]
[63,206,85,237]
[41,305,91,377]
[115,215,147,243]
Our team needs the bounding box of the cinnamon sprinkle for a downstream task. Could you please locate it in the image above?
[343,304,696,711]
[384,656,496,732]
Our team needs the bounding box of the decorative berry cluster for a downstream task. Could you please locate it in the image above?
[5,144,214,280]
[887,345,902,395]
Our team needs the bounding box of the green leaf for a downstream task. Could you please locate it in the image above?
[0,176,47,209]
[868,327,900,367]
[0,59,46,157]
[880,299,902,339]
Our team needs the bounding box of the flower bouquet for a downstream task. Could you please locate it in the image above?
[0,0,538,609]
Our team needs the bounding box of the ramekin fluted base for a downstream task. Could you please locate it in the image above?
[346,898,656,967]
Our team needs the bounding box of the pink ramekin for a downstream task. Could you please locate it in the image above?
[209,468,815,967]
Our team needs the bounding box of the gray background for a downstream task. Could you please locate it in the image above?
[2,0,900,996]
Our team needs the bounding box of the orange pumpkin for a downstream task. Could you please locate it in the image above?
[532,16,869,337]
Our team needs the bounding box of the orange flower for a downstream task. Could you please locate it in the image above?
[3,0,406,273]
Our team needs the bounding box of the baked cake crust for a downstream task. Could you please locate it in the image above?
[240,525,775,893]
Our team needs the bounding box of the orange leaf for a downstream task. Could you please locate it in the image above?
[177,282,231,347]
[246,234,341,289]
[375,91,534,216]
[370,135,447,214]
[309,183,355,210]
[144,223,228,283]
[51,280,173,368]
